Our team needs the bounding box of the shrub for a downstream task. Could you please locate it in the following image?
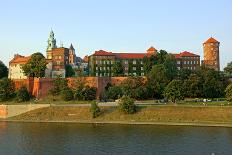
[16,86,30,102]
[106,86,123,100]
[83,86,97,101]
[118,96,136,114]
[90,101,101,118]
[61,88,74,101]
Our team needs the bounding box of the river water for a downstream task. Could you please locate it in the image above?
[0,122,232,155]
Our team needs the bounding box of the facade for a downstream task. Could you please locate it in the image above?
[8,54,31,79]
[88,47,157,77]
[69,44,76,66]
[202,37,220,71]
[174,51,200,70]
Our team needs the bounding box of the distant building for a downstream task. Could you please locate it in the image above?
[8,54,31,79]
[174,51,200,70]
[45,30,79,77]
[88,47,157,77]
[202,37,220,71]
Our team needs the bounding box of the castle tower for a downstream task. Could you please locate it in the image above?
[203,37,220,71]
[147,46,158,56]
[46,30,57,59]
[69,44,76,65]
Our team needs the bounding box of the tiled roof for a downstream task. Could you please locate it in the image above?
[204,37,219,44]
[147,46,157,51]
[174,51,200,59]
[115,53,146,59]
[10,55,31,64]
[93,50,115,56]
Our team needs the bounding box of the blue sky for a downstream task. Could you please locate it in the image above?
[0,0,231,69]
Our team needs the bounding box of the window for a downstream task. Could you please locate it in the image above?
[96,67,98,70]
[107,61,110,65]
[141,67,143,71]
[133,73,137,76]
[125,67,128,71]
[96,73,98,76]
[96,60,98,65]
[133,60,136,65]
[141,61,143,65]
[133,67,136,71]
[111,61,114,64]
[107,67,110,70]
[177,67,180,70]
[184,61,186,64]
[59,56,62,59]
[57,61,60,65]
[103,67,106,70]
[177,61,180,64]
[124,60,128,64]
[100,67,102,71]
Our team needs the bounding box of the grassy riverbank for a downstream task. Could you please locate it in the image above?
[4,106,232,127]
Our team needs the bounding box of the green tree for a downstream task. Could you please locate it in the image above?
[143,55,157,75]
[112,60,123,76]
[163,54,178,81]
[178,68,193,80]
[224,61,232,75]
[16,86,30,102]
[65,65,75,77]
[118,96,136,114]
[164,80,184,103]
[22,52,47,78]
[0,78,15,101]
[225,84,232,102]
[90,101,101,118]
[121,77,144,98]
[106,86,123,100]
[83,86,97,101]
[49,76,68,95]
[183,74,202,98]
[0,61,8,79]
[61,88,74,101]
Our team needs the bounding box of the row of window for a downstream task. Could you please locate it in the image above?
[95,66,144,71]
[177,60,199,65]
[95,72,145,77]
[95,60,114,65]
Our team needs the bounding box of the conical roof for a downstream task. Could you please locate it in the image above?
[204,37,219,44]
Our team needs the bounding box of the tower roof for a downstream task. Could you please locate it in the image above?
[204,37,219,44]
[147,46,157,52]
[70,43,75,50]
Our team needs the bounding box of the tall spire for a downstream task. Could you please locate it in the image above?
[47,29,57,51]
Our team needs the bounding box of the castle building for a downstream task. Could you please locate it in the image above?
[46,30,57,59]
[8,54,31,79]
[202,37,220,71]
[88,47,157,77]
[174,51,200,70]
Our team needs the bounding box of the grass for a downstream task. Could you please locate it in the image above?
[7,106,232,125]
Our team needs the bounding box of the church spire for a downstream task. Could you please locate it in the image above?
[47,29,57,51]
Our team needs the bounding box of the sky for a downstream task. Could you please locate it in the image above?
[0,0,231,69]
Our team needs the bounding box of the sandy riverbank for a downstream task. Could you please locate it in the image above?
[2,106,232,127]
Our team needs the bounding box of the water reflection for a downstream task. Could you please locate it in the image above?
[0,122,232,155]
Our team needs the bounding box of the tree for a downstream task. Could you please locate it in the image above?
[61,88,74,101]
[224,61,232,75]
[0,78,15,101]
[90,101,101,118]
[163,54,178,81]
[83,86,97,101]
[22,52,47,78]
[164,80,184,103]
[65,65,75,77]
[143,54,157,75]
[49,76,68,95]
[183,74,202,98]
[0,61,8,79]
[225,84,232,102]
[16,86,30,102]
[118,96,136,114]
[112,60,123,76]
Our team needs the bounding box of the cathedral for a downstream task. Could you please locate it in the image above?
[45,30,77,78]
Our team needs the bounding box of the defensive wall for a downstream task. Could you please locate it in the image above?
[12,77,128,99]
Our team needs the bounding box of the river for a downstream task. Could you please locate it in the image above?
[0,122,232,155]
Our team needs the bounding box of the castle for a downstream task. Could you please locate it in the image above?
[8,30,220,80]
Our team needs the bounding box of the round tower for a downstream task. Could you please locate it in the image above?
[203,37,220,71]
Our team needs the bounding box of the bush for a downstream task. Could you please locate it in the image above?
[106,86,123,100]
[83,86,97,101]
[118,96,136,114]
[90,101,101,118]
[16,86,30,102]
[61,88,74,101]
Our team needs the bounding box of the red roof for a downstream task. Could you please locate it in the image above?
[93,50,115,56]
[204,37,219,44]
[115,53,146,59]
[174,51,199,59]
[10,55,31,64]
[147,46,157,51]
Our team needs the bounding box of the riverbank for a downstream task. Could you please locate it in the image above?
[2,106,232,127]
